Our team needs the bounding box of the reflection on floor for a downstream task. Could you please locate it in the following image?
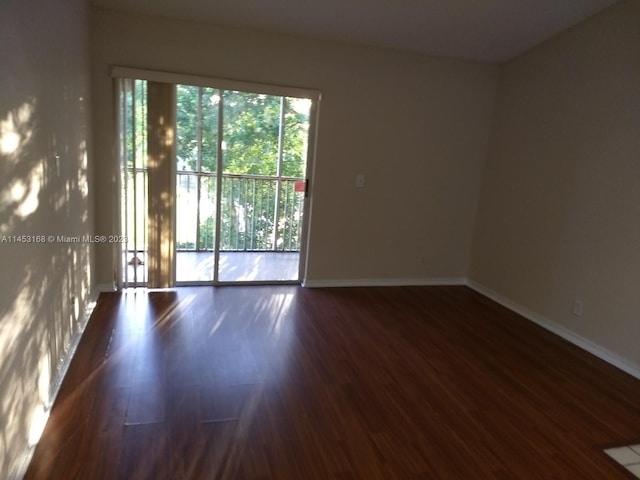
[123,251,300,283]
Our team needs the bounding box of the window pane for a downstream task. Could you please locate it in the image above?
[176,173,198,250]
[176,84,199,172]
[198,176,217,250]
[200,87,219,173]
[222,91,280,176]
[282,97,311,178]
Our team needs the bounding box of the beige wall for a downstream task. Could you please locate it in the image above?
[90,7,498,286]
[470,0,640,366]
[0,0,93,477]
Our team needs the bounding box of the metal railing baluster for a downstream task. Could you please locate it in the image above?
[175,173,303,253]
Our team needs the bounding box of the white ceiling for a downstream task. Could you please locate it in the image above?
[91,0,622,63]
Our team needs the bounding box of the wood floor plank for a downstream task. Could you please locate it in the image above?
[200,383,255,422]
[117,423,168,480]
[75,386,129,480]
[24,286,640,479]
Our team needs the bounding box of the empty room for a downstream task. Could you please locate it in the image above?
[1,0,640,478]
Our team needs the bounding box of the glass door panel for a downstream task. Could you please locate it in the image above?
[175,85,219,282]
[217,92,309,282]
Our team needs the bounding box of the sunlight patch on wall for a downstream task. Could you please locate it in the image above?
[0,283,30,360]
[0,100,36,159]
[0,99,41,234]
[0,272,49,461]
[37,355,51,407]
[1,162,43,224]
[0,131,20,155]
[78,140,89,199]
[28,346,53,447]
[27,404,49,448]
[0,275,50,385]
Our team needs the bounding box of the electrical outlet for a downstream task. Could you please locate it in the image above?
[355,173,365,188]
[572,299,583,316]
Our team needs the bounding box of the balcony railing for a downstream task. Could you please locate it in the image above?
[175,172,305,252]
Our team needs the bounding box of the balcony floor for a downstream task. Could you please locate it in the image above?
[123,251,301,284]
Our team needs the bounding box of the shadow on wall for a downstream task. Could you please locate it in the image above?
[0,91,93,478]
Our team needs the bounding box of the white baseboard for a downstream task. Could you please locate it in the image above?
[302,277,467,288]
[467,279,640,381]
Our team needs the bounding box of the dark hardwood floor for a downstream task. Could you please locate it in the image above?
[24,285,640,479]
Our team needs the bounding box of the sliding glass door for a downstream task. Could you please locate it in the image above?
[117,73,316,287]
[174,84,219,282]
